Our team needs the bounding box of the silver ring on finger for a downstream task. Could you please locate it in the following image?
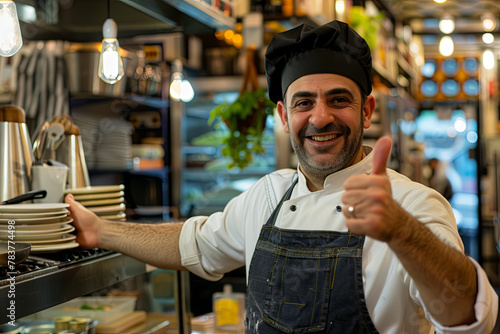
[347,205,355,219]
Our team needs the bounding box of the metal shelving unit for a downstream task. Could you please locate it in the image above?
[0,253,147,323]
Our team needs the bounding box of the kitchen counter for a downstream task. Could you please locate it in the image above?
[120,313,245,334]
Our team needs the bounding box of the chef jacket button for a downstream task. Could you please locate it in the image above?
[336,205,342,212]
[290,205,297,212]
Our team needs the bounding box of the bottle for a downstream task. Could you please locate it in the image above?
[213,284,245,332]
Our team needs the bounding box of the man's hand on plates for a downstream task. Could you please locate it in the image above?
[65,194,101,249]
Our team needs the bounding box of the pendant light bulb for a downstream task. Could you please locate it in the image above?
[439,36,454,57]
[0,0,23,57]
[169,72,183,101]
[169,59,195,102]
[439,17,455,34]
[180,79,195,102]
[98,18,124,84]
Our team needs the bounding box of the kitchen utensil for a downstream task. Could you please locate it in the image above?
[1,189,47,205]
[64,49,128,97]
[31,165,68,203]
[42,123,65,161]
[0,242,31,265]
[32,121,49,165]
[0,105,34,203]
[56,133,91,189]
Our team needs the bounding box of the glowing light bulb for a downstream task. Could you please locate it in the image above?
[482,14,497,32]
[0,0,23,57]
[169,72,194,103]
[180,80,194,102]
[439,36,454,57]
[169,73,183,101]
[98,18,124,84]
[483,50,495,70]
[439,17,455,34]
[482,33,495,44]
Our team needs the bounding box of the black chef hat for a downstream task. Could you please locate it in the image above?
[265,20,373,104]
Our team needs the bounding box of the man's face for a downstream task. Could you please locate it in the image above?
[277,73,375,182]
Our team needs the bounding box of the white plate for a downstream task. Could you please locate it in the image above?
[0,213,68,223]
[11,234,77,245]
[31,242,79,252]
[73,191,124,201]
[100,212,127,220]
[90,204,126,214]
[0,224,73,234]
[0,209,69,218]
[0,219,73,230]
[0,217,73,226]
[79,197,125,207]
[0,203,69,213]
[65,184,125,195]
[0,226,75,240]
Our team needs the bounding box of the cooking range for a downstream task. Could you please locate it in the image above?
[0,248,113,286]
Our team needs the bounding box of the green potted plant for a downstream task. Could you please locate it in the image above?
[208,48,276,170]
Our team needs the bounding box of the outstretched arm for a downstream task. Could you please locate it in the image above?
[342,137,477,327]
[65,194,186,271]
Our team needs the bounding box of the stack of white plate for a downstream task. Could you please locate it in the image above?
[0,203,79,253]
[95,119,133,170]
[65,185,126,221]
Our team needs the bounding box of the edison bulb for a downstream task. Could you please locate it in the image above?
[98,18,124,84]
[169,73,183,101]
[179,80,194,102]
[439,36,454,57]
[439,17,455,34]
[169,72,194,102]
[0,0,23,57]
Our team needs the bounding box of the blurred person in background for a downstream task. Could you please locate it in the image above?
[428,158,454,201]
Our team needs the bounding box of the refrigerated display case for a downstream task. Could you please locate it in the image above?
[177,76,278,217]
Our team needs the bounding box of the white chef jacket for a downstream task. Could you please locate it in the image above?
[179,146,498,334]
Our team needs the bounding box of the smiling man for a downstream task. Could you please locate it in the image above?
[65,20,498,333]
[278,73,371,190]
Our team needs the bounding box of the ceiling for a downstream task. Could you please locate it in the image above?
[14,0,500,48]
[15,0,234,42]
[379,0,500,35]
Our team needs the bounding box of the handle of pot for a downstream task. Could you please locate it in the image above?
[2,189,47,205]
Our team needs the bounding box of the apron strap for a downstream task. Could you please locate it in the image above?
[265,176,298,227]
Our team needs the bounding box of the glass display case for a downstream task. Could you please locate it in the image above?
[179,76,277,217]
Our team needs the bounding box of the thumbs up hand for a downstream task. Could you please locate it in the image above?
[342,136,407,242]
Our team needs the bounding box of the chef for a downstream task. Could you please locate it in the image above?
[65,20,498,333]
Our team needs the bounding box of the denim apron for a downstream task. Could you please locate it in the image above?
[246,179,379,333]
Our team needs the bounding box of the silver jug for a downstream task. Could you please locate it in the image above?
[55,134,90,189]
[0,106,34,203]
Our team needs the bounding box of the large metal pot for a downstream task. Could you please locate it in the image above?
[64,47,128,97]
[0,106,34,203]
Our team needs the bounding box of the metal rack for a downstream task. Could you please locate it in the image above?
[0,253,146,323]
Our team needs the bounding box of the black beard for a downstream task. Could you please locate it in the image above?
[290,118,365,185]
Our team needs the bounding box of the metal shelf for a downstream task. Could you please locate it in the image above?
[0,253,147,323]
[122,0,236,32]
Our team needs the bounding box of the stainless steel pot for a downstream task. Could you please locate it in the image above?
[56,134,90,189]
[0,106,34,203]
[64,48,128,97]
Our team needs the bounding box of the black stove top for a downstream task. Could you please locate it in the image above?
[37,248,114,268]
[0,257,58,286]
[0,248,114,285]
